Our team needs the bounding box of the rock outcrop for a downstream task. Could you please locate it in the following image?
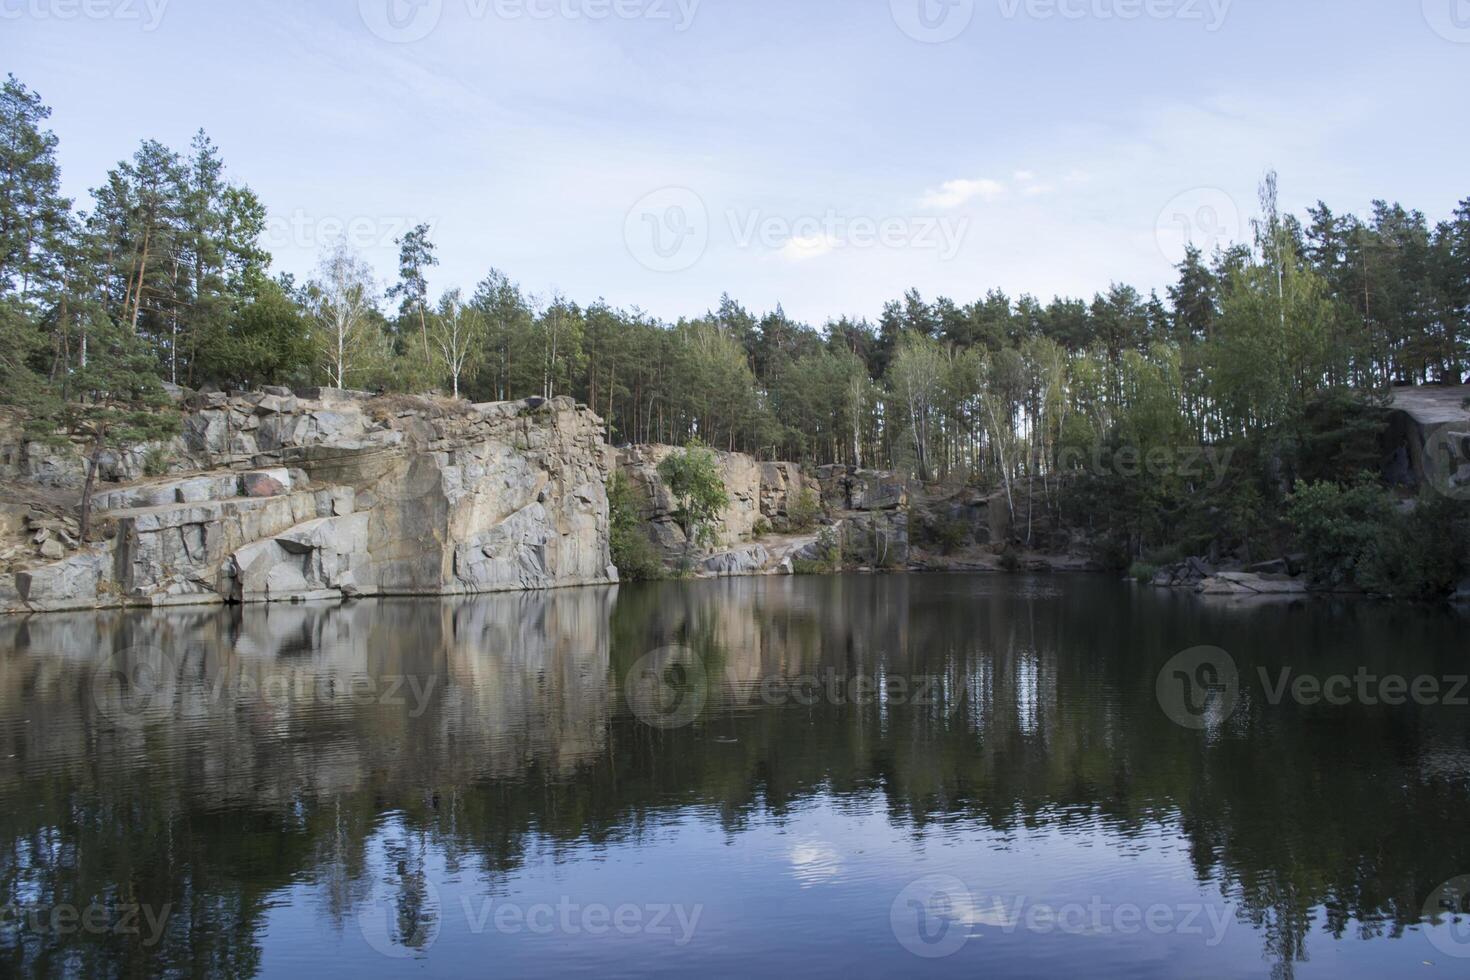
[1150,556,1311,597]
[2,391,617,614]
[615,447,918,573]
[616,444,772,557]
[1387,384,1470,496]
[815,465,911,566]
[815,465,908,513]
[758,462,817,531]
[1195,572,1309,596]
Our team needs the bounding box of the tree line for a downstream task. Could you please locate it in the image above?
[3,73,1468,581]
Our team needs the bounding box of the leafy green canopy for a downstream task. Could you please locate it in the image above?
[656,440,730,549]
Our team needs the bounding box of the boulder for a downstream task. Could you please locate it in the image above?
[0,503,28,538]
[241,468,291,498]
[700,544,772,577]
[233,513,373,603]
[1200,572,1308,596]
[1197,576,1253,596]
[14,550,109,611]
[1151,557,1216,588]
[188,390,229,410]
[255,392,298,415]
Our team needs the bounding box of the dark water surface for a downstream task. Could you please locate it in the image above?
[2,575,1469,978]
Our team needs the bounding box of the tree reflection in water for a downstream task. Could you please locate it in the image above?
[0,577,1467,977]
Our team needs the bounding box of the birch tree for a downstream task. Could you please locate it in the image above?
[887,331,944,481]
[979,347,1026,526]
[307,240,378,389]
[430,288,484,399]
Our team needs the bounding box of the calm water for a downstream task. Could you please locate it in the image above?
[1,576,1469,978]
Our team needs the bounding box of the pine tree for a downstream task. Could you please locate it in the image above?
[387,223,438,369]
[0,75,71,309]
[63,314,179,538]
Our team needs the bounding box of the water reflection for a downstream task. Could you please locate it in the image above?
[0,577,1467,978]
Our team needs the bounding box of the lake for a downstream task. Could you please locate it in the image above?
[1,575,1468,978]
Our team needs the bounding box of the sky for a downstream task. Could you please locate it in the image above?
[6,0,1468,326]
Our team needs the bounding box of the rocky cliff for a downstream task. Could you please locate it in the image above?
[615,445,823,557]
[1,389,617,614]
[615,448,915,575]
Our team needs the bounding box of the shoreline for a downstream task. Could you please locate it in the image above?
[10,562,1465,618]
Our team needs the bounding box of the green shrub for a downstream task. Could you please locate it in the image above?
[787,487,821,531]
[930,517,971,555]
[1358,495,1470,600]
[1130,561,1159,584]
[792,526,843,575]
[656,440,729,549]
[1286,475,1393,589]
[1286,475,1470,598]
[142,444,172,478]
[752,518,772,538]
[1142,543,1184,567]
[608,472,664,582]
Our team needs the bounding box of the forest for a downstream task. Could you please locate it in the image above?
[2,74,1468,590]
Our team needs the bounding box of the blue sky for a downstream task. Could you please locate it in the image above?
[7,0,1468,324]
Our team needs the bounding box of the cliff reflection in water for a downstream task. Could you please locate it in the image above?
[1,576,1468,977]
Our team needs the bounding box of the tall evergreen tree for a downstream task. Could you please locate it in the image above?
[388,222,438,368]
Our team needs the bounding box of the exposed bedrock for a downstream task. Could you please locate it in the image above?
[2,391,616,613]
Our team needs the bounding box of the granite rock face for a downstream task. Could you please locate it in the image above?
[758,462,819,531]
[700,544,773,577]
[2,392,617,613]
[1196,572,1309,596]
[833,511,911,567]
[816,465,908,513]
[616,444,766,558]
[617,447,913,573]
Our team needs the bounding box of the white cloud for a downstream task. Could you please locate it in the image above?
[919,178,1006,210]
[788,842,843,886]
[779,233,840,261]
